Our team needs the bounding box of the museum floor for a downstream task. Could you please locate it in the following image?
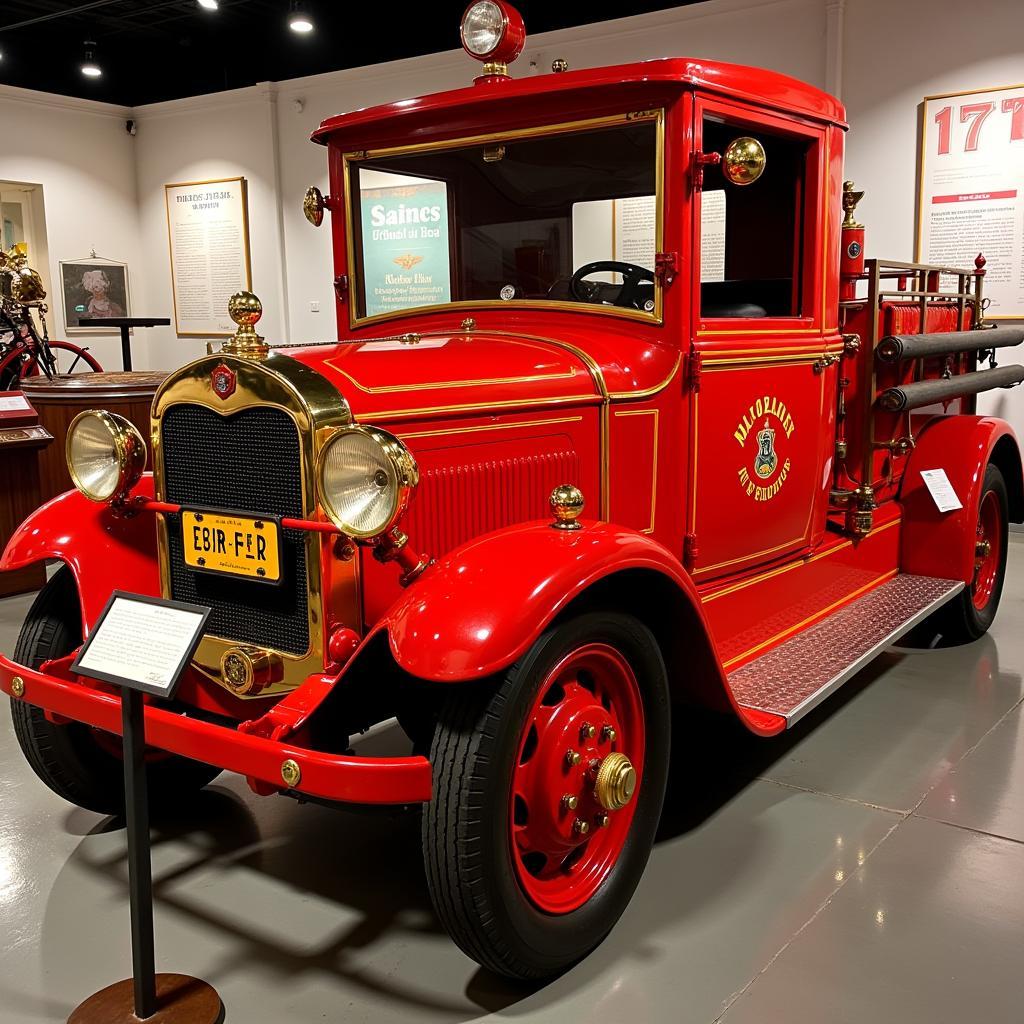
[1,544,1023,1024]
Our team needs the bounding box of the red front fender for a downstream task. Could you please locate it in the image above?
[375,520,784,737]
[900,415,1022,583]
[0,476,159,633]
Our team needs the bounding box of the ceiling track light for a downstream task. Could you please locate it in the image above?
[80,40,102,78]
[288,1,314,34]
[198,0,219,10]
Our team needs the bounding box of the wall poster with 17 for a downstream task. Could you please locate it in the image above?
[918,83,1024,319]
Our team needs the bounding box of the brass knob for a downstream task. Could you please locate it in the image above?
[281,759,301,788]
[303,185,325,227]
[550,484,584,531]
[223,291,268,360]
[594,752,637,811]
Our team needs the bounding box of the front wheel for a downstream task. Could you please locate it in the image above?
[423,611,670,979]
[940,462,1009,643]
[10,567,220,815]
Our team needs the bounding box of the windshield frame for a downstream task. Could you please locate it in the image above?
[341,109,665,329]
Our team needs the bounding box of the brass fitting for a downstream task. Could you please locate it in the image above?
[594,752,637,811]
[550,484,585,530]
[565,749,582,767]
[222,291,269,360]
[561,794,579,811]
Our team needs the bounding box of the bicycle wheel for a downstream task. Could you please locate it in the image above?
[20,339,102,378]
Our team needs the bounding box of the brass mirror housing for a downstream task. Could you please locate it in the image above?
[722,137,766,186]
[303,186,325,227]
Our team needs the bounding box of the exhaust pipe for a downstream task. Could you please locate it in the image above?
[877,326,1024,364]
[877,364,1024,412]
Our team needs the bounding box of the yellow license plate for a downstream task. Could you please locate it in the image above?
[182,510,282,584]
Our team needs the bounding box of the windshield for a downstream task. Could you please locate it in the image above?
[345,113,662,323]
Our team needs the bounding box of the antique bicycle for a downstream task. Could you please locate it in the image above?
[0,245,102,389]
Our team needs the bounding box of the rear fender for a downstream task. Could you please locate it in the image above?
[0,475,159,634]
[900,416,1022,583]
[375,521,785,737]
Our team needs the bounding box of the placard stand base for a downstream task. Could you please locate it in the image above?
[67,974,222,1024]
[67,687,222,1024]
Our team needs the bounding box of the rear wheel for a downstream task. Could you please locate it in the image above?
[423,611,670,979]
[941,463,1009,643]
[9,567,220,815]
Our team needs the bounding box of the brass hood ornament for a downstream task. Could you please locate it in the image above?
[222,290,269,360]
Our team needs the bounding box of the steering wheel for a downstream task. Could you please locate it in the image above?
[570,260,655,309]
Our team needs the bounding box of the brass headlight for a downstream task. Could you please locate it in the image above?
[66,410,146,503]
[317,425,418,539]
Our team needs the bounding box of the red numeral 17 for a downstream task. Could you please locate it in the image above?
[934,98,1023,154]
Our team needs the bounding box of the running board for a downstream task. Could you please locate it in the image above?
[727,574,964,726]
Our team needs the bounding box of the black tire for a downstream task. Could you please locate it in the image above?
[9,567,221,815]
[422,611,670,979]
[940,463,1009,643]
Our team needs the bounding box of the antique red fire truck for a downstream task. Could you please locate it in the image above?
[3,1,1023,980]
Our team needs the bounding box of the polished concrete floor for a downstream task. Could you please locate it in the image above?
[2,545,1024,1023]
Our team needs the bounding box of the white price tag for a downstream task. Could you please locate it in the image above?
[0,395,31,412]
[920,468,963,513]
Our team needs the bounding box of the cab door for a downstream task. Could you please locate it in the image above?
[686,97,839,583]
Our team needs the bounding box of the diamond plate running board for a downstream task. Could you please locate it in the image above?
[727,574,964,726]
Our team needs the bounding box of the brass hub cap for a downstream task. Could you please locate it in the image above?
[594,752,637,811]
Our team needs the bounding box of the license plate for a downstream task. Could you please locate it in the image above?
[181,509,282,584]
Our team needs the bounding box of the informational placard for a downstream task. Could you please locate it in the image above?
[920,468,964,513]
[918,84,1024,318]
[165,177,252,336]
[359,180,451,317]
[700,190,727,283]
[71,592,211,698]
[0,394,30,411]
[572,195,657,282]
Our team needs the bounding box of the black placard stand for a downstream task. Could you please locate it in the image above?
[67,594,222,1024]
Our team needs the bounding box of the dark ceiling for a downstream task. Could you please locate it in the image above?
[0,1,705,107]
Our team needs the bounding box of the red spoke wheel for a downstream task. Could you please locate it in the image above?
[941,463,1009,643]
[510,644,644,914]
[424,611,670,980]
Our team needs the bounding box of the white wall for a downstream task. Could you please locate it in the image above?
[3,0,1022,432]
[0,84,138,369]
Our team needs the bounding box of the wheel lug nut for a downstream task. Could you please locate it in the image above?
[561,794,579,810]
[596,813,610,828]
[580,722,596,740]
[573,818,590,835]
[602,725,617,743]
[566,749,582,766]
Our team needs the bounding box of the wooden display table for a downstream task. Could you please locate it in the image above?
[0,392,53,596]
[20,371,167,504]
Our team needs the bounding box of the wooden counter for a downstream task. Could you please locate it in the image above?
[20,371,167,504]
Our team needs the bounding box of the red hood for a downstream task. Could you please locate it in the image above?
[278,332,603,423]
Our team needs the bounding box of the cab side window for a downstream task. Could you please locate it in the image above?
[699,117,811,319]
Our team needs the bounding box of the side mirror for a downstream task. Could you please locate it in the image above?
[722,137,766,186]
[303,185,325,227]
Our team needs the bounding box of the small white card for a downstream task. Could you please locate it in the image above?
[0,395,31,412]
[72,593,210,698]
[920,468,963,513]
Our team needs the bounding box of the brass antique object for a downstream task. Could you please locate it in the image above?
[222,291,269,360]
[10,676,24,698]
[219,646,281,696]
[280,759,302,787]
[551,58,568,73]
[594,752,637,811]
[722,136,767,186]
[303,185,326,227]
[842,180,865,229]
[550,484,585,530]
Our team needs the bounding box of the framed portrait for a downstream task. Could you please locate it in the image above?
[59,258,131,333]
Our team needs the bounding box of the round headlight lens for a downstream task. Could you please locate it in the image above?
[66,410,146,503]
[461,0,505,57]
[318,426,418,539]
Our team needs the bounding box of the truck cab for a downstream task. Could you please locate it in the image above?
[3,0,1022,982]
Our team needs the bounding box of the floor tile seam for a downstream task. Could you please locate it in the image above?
[753,776,908,816]
[908,810,1024,847]
[710,813,906,1022]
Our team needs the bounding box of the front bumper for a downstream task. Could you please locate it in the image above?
[0,653,432,805]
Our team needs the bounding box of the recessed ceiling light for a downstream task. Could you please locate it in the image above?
[198,0,219,10]
[288,1,314,33]
[81,41,102,78]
